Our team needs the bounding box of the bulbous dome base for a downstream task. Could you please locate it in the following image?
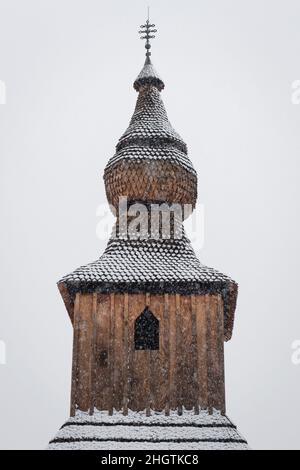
[105,157,197,210]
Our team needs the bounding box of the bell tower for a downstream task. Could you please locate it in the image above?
[49,16,248,450]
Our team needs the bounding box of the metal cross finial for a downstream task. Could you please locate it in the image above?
[138,9,157,62]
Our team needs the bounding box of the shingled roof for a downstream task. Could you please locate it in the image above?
[116,84,186,153]
[133,57,165,92]
[105,144,196,174]
[59,232,237,341]
[48,409,249,450]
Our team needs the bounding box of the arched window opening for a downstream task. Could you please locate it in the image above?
[134,308,159,350]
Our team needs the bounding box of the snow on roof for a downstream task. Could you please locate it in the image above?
[133,59,165,92]
[105,144,196,175]
[115,85,188,155]
[48,409,249,450]
[60,235,232,286]
[106,59,194,182]
[58,234,237,340]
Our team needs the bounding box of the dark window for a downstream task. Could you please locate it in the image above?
[134,308,159,350]
[98,349,108,368]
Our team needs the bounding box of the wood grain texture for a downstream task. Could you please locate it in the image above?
[181,295,194,409]
[206,294,225,412]
[70,292,226,414]
[94,294,110,410]
[123,293,129,414]
[74,293,93,412]
[108,293,115,414]
[129,293,148,410]
[175,293,182,412]
[191,295,199,413]
[217,295,226,414]
[150,294,166,411]
[163,294,170,414]
[113,293,125,411]
[70,294,80,416]
[105,159,198,211]
[206,295,214,413]
[89,293,98,415]
[58,282,75,324]
[196,294,208,410]
[168,294,177,409]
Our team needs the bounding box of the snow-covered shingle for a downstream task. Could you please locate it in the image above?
[133,58,165,92]
[48,409,249,450]
[59,232,237,340]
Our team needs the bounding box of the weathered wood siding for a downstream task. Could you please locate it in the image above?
[71,292,225,416]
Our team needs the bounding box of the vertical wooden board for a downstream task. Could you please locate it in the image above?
[123,293,129,414]
[213,294,224,412]
[206,295,220,412]
[132,349,149,411]
[191,295,199,412]
[70,294,80,416]
[108,293,115,414]
[196,295,208,410]
[150,294,166,411]
[180,295,194,409]
[129,293,148,411]
[93,294,101,411]
[127,294,146,410]
[94,293,111,410]
[168,294,177,409]
[58,282,75,325]
[113,293,125,411]
[175,294,183,410]
[205,295,213,412]
[89,293,98,414]
[163,293,170,413]
[75,293,93,412]
[217,295,226,413]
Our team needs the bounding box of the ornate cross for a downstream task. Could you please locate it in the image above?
[139,10,157,61]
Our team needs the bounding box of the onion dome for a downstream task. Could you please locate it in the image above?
[104,22,197,211]
[104,67,197,210]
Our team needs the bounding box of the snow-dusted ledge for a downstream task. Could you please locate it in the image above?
[48,409,249,450]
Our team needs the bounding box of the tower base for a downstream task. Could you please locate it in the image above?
[48,409,248,450]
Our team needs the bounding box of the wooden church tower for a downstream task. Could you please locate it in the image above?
[49,17,248,450]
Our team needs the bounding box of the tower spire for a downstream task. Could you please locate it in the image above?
[134,14,164,91]
[139,9,157,63]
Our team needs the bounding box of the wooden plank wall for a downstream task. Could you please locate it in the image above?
[70,292,225,416]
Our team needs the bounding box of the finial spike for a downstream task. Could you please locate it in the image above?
[138,10,157,61]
